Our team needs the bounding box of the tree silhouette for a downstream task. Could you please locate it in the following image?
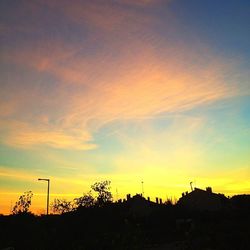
[74,192,95,209]
[51,198,73,214]
[12,191,33,214]
[91,180,112,206]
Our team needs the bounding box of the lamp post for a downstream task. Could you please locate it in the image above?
[38,178,50,215]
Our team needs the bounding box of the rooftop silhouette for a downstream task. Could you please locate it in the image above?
[1,181,250,250]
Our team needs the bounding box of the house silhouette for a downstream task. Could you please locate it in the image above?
[117,193,163,216]
[178,187,228,211]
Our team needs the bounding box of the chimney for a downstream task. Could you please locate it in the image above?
[126,194,131,200]
[156,197,159,204]
[206,187,212,193]
[147,197,150,201]
[182,192,185,197]
[160,198,162,204]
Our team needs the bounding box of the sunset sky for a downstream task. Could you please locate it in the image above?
[0,0,250,214]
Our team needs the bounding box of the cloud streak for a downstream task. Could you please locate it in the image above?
[0,0,244,150]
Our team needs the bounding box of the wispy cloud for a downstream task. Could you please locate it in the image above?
[0,120,96,150]
[1,44,237,150]
[0,0,245,150]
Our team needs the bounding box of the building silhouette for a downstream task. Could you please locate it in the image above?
[178,187,228,211]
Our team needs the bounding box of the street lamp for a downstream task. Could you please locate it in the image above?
[38,178,50,215]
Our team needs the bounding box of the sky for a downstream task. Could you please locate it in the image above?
[0,0,250,214]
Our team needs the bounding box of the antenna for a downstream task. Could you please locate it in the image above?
[190,181,193,191]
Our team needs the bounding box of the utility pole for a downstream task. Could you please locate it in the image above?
[38,178,50,215]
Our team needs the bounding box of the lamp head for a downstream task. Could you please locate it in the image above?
[38,178,49,181]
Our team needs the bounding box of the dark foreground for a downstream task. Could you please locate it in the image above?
[0,204,250,250]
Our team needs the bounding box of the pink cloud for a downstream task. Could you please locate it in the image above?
[1,35,239,149]
[0,0,244,150]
